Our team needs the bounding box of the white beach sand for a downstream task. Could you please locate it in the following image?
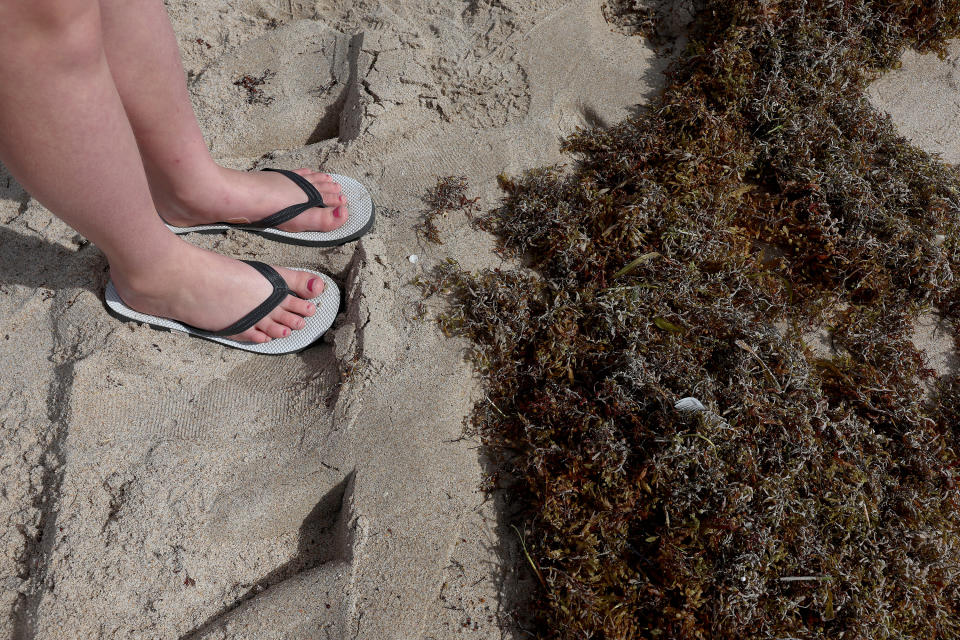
[0,1,664,637]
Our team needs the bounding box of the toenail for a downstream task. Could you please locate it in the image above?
[339,194,346,203]
[283,328,290,337]
[333,207,342,218]
[307,277,317,292]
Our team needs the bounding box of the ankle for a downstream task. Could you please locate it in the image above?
[147,158,225,214]
[108,238,195,296]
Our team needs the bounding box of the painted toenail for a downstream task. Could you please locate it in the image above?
[308,277,317,292]
[284,328,290,337]
[333,207,342,218]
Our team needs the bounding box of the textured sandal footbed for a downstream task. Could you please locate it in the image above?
[166,173,375,247]
[104,269,340,355]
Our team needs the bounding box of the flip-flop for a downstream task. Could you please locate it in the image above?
[104,260,340,355]
[165,168,375,247]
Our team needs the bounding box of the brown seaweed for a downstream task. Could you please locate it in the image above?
[428,1,960,637]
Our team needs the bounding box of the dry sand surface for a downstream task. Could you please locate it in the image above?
[869,41,960,164]
[0,1,665,638]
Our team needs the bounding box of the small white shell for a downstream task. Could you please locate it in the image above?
[408,254,420,264]
[674,397,706,412]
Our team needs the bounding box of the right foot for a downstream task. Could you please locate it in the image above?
[159,167,350,233]
[110,243,324,344]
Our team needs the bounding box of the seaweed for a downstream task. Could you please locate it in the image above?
[233,69,276,105]
[420,175,480,244]
[427,1,960,637]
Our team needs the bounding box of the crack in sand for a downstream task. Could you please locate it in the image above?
[13,326,85,638]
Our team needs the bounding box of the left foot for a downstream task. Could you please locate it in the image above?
[157,167,350,233]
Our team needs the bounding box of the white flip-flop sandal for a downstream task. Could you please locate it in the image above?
[104,260,340,355]
[165,168,375,247]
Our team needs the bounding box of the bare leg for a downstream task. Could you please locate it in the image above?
[0,0,322,343]
[97,0,350,232]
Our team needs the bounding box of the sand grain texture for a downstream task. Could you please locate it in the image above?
[869,41,960,164]
[0,1,662,638]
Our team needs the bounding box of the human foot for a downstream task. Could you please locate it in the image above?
[110,243,325,344]
[158,166,350,233]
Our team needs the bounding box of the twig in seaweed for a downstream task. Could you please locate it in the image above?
[510,524,547,589]
[233,70,276,105]
[778,576,832,582]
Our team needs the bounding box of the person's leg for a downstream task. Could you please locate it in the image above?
[0,0,322,343]
[97,0,349,232]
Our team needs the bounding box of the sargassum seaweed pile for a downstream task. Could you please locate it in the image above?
[425,1,960,638]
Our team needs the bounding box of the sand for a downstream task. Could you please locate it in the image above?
[868,41,960,164]
[0,1,663,638]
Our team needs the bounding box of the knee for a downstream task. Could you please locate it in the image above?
[0,0,103,68]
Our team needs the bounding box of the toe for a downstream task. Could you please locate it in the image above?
[258,318,291,340]
[277,205,346,233]
[317,183,348,222]
[293,169,335,185]
[269,172,346,233]
[319,189,347,213]
[315,179,341,197]
[272,308,307,331]
[317,186,343,208]
[307,171,335,184]
[235,327,271,343]
[282,295,316,317]
[276,267,325,300]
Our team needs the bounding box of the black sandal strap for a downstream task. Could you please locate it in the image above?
[265,168,323,201]
[233,168,326,229]
[198,261,291,337]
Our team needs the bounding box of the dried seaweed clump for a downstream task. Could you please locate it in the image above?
[602,0,659,36]
[233,69,275,105]
[428,1,960,638]
[420,175,479,244]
